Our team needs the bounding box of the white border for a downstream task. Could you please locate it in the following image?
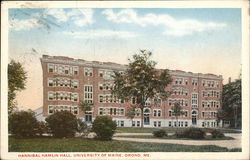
[1,1,249,160]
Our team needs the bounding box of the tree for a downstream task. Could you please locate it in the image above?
[45,111,78,138]
[79,100,92,112]
[92,116,117,140]
[219,79,241,128]
[171,102,185,128]
[112,50,172,127]
[8,60,27,114]
[9,110,39,137]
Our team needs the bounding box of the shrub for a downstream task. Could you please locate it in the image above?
[174,130,186,138]
[76,119,91,137]
[92,116,117,140]
[45,111,77,138]
[211,129,225,138]
[153,129,167,137]
[36,121,48,136]
[175,128,205,139]
[9,110,39,137]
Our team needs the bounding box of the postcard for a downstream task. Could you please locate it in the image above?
[1,1,249,160]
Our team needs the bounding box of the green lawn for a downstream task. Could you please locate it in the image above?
[116,127,241,133]
[115,135,235,140]
[9,137,241,152]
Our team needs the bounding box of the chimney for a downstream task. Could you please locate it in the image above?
[228,77,231,83]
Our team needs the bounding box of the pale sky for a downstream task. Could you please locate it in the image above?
[8,8,241,110]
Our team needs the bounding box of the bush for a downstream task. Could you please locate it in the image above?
[45,111,77,138]
[175,128,205,139]
[174,130,186,138]
[36,121,48,136]
[76,119,91,137]
[9,110,39,137]
[153,129,167,137]
[211,129,225,138]
[92,116,117,140]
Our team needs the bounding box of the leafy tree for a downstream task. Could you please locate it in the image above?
[45,111,78,138]
[219,79,241,128]
[92,116,117,140]
[79,100,92,112]
[8,60,27,114]
[9,110,39,137]
[171,102,185,128]
[112,50,172,127]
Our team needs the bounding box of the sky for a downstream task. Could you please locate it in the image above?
[8,8,242,110]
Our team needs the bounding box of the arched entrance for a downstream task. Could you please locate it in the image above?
[192,110,197,125]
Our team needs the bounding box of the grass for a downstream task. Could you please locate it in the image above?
[9,136,241,152]
[116,135,235,140]
[116,127,241,133]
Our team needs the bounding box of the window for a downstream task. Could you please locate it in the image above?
[72,93,78,102]
[64,66,69,74]
[144,115,150,125]
[169,121,172,127]
[135,108,141,116]
[84,67,93,76]
[131,97,136,104]
[72,80,78,88]
[48,64,54,73]
[145,98,151,106]
[73,66,78,75]
[137,121,140,127]
[73,106,78,115]
[169,110,172,117]
[158,121,161,127]
[154,121,157,127]
[84,85,93,103]
[85,112,92,123]
[48,78,54,87]
[99,108,104,115]
[120,121,124,127]
[153,110,157,116]
[48,92,54,100]
[185,121,188,127]
[183,111,188,117]
[132,121,135,127]
[191,93,198,108]
[99,95,104,103]
[48,105,54,114]
[120,108,125,116]
[168,99,172,106]
[158,110,161,117]
[154,98,161,106]
[185,80,188,85]
[99,70,104,77]
[192,79,198,86]
[202,80,205,86]
[202,112,205,118]
[215,81,219,88]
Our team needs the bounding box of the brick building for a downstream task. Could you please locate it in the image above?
[40,55,223,128]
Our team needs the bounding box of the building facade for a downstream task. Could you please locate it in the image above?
[40,55,223,128]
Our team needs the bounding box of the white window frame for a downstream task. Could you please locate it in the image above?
[84,85,93,103]
[84,67,93,77]
[191,93,198,108]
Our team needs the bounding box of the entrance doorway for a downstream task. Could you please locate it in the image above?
[192,110,197,125]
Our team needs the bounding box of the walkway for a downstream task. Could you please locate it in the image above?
[113,133,241,149]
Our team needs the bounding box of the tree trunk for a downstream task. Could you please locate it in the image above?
[141,106,144,128]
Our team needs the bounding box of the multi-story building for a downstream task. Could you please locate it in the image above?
[40,55,223,128]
